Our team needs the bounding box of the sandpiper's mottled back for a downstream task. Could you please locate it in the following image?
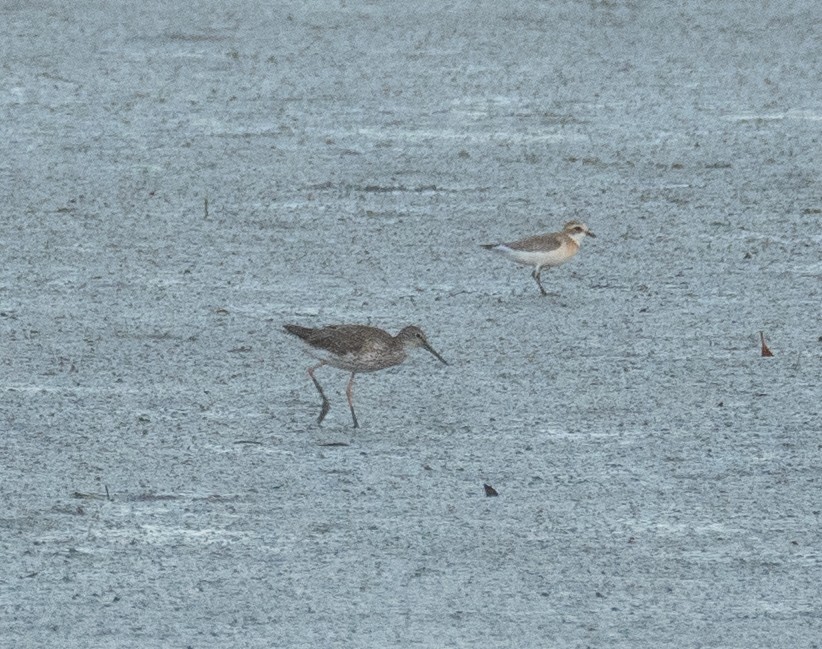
[481,220,596,296]
[283,323,447,428]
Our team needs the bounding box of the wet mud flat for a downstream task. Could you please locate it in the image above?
[1,1,821,647]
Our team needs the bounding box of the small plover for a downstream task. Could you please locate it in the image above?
[283,324,447,428]
[481,220,596,296]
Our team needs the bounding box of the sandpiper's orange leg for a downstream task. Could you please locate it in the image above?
[346,372,359,428]
[307,362,330,425]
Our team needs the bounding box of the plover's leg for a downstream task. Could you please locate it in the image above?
[307,362,331,425]
[532,268,548,296]
[346,372,359,429]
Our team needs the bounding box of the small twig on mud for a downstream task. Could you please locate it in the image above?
[204,196,209,219]
[72,491,107,500]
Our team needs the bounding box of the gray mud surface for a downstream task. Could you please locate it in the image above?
[2,1,821,647]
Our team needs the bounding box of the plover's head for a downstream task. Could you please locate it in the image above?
[563,220,596,240]
[397,326,448,364]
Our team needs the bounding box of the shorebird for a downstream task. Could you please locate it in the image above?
[481,220,596,296]
[283,323,447,428]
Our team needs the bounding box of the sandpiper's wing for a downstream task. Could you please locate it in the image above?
[503,231,564,252]
[303,325,391,356]
[283,324,314,340]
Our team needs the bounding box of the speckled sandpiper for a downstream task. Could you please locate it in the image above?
[481,220,596,296]
[283,323,447,428]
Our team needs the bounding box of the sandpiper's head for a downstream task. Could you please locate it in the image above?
[563,220,596,240]
[397,326,448,365]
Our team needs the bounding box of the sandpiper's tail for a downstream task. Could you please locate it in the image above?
[480,243,498,250]
[283,324,314,340]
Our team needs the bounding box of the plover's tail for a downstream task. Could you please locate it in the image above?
[283,324,314,340]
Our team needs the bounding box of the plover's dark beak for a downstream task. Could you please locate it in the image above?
[587,230,596,238]
[423,342,448,365]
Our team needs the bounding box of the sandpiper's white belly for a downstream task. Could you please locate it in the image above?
[301,341,405,373]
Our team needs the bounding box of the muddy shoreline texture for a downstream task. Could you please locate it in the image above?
[2,1,821,647]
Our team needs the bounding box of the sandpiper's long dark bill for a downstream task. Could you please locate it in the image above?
[283,323,447,428]
[481,220,595,296]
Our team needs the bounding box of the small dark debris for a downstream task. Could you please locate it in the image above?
[483,483,499,497]
[760,331,774,357]
[72,491,107,501]
[318,441,349,447]
[233,440,263,445]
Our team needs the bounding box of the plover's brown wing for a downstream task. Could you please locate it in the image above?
[504,232,564,252]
